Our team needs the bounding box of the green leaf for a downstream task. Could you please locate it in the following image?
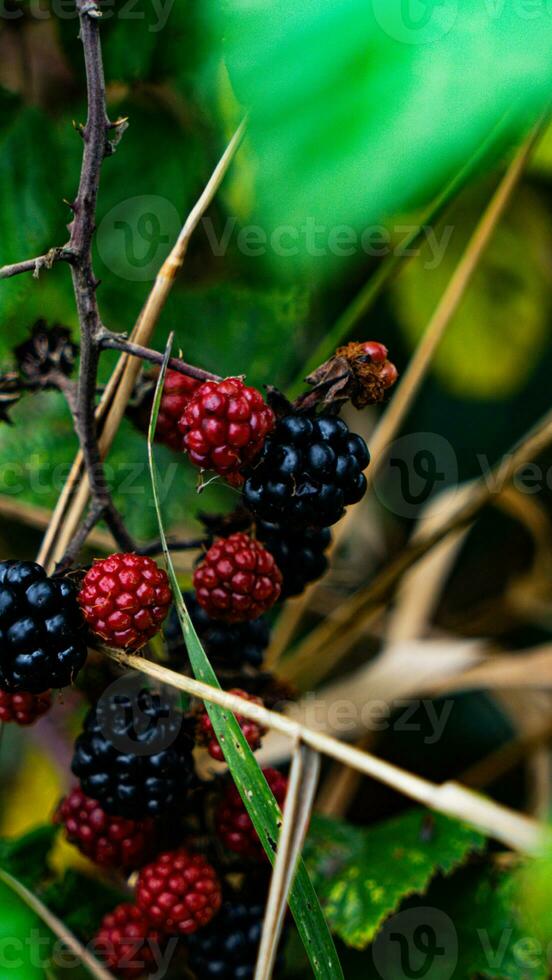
[391,185,552,399]
[426,866,548,979]
[515,841,552,951]
[41,870,126,941]
[0,877,50,979]
[0,825,57,891]
[213,0,552,268]
[304,809,486,950]
[0,108,62,268]
[146,340,343,980]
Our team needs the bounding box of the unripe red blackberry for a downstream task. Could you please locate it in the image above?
[196,689,266,762]
[93,903,166,979]
[156,369,201,451]
[136,849,222,935]
[0,689,51,725]
[244,413,369,528]
[78,554,172,651]
[178,378,274,481]
[56,787,157,870]
[193,533,282,622]
[0,561,87,692]
[216,768,288,857]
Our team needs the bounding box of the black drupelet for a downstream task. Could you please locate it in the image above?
[0,560,87,692]
[71,686,196,818]
[243,413,369,528]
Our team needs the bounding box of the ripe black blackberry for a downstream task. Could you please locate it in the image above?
[71,686,196,818]
[186,896,286,979]
[256,521,331,597]
[243,413,369,528]
[0,561,87,692]
[165,592,270,671]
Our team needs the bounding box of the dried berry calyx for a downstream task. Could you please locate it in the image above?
[0,372,21,423]
[301,339,398,409]
[14,320,78,386]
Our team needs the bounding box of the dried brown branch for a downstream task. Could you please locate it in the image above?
[0,247,71,281]
[65,0,134,555]
[255,743,320,979]
[98,332,220,382]
[101,645,545,853]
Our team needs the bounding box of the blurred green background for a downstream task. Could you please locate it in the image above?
[1,1,552,976]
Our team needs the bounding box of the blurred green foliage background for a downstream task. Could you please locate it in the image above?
[1,1,552,975]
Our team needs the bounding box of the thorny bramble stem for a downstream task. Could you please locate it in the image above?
[0,247,73,281]
[98,332,220,383]
[67,0,135,555]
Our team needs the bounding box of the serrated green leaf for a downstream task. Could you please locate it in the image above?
[304,809,486,950]
[212,0,552,269]
[146,340,343,980]
[0,825,57,890]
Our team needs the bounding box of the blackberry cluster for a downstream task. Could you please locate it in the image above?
[78,553,172,651]
[136,848,222,935]
[155,368,201,451]
[187,897,285,979]
[166,593,270,671]
[56,787,157,870]
[244,413,369,528]
[0,561,87,692]
[179,378,274,481]
[0,689,51,725]
[93,903,166,980]
[71,687,196,818]
[256,520,331,597]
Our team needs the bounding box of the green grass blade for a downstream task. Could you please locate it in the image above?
[146,338,343,980]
